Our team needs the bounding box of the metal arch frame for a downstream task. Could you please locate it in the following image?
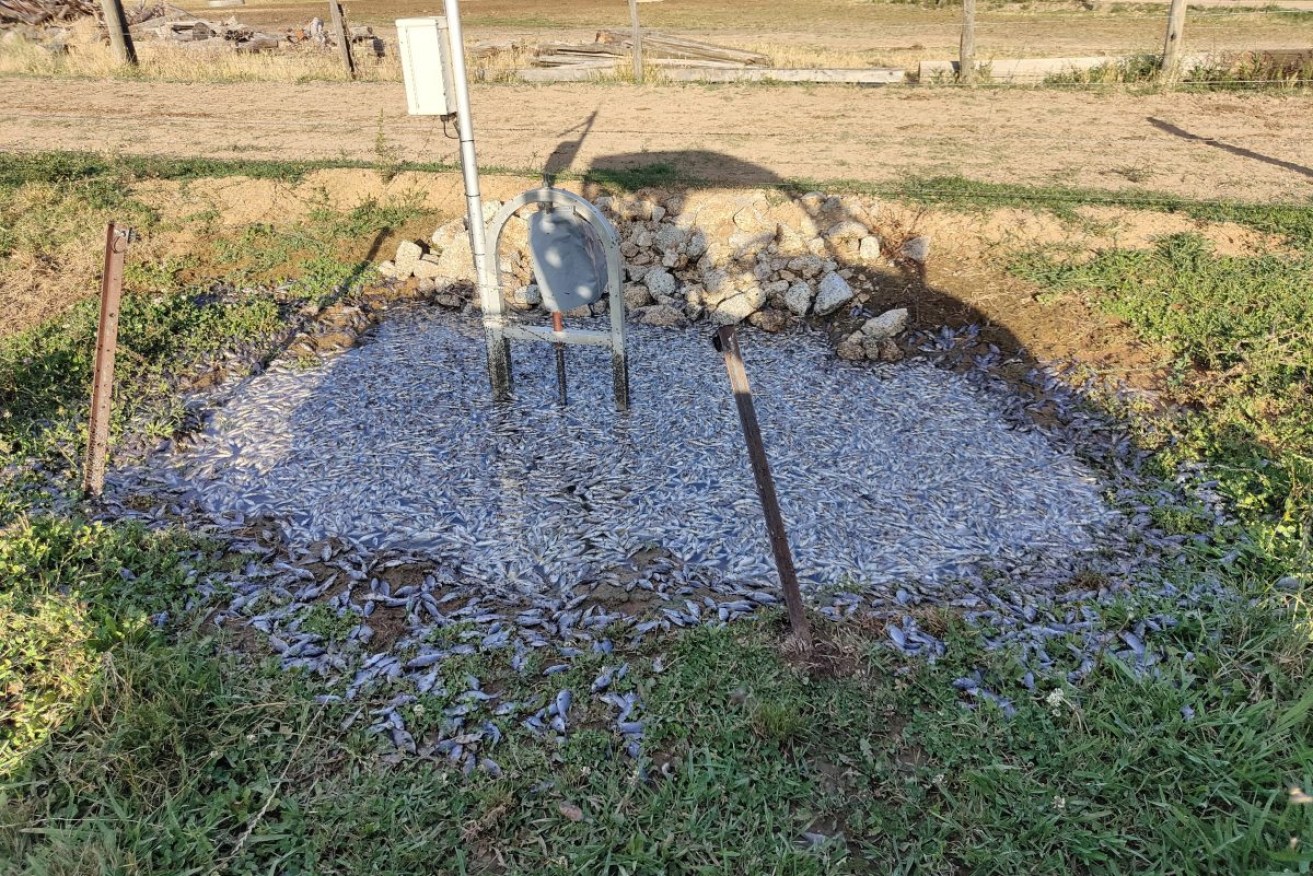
[482,187,630,411]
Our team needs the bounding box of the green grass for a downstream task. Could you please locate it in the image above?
[3,592,1311,874]
[1013,232,1313,568]
[0,153,431,793]
[2,155,1313,873]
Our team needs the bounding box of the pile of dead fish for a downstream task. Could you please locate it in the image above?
[102,307,1233,765]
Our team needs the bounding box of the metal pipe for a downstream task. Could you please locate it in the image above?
[712,325,811,647]
[552,311,567,405]
[443,0,511,400]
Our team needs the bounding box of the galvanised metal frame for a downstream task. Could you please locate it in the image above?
[483,188,630,411]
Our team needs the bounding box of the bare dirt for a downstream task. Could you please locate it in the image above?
[2,79,1312,203]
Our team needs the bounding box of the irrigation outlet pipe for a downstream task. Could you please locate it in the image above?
[442,0,511,398]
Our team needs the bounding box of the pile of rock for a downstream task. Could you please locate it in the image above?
[836,307,909,363]
[379,188,919,350]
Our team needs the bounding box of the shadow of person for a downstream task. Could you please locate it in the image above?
[569,148,1030,372]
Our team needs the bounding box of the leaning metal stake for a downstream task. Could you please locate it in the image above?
[712,325,812,648]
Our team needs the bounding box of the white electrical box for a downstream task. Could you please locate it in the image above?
[396,17,457,117]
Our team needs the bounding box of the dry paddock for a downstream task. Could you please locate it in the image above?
[0,78,1311,202]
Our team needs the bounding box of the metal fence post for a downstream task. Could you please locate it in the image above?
[84,223,133,497]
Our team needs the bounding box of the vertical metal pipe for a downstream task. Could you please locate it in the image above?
[444,0,511,400]
[712,326,811,647]
[552,311,567,405]
[84,223,131,497]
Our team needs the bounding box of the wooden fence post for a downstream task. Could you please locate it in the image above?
[959,0,976,84]
[627,0,643,83]
[99,0,137,66]
[1160,0,1187,84]
[84,223,133,498]
[329,1,356,80]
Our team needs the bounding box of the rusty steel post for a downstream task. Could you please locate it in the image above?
[712,325,812,647]
[83,222,133,498]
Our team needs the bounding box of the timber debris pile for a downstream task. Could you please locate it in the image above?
[530,29,770,71]
[0,0,97,26]
[0,0,384,57]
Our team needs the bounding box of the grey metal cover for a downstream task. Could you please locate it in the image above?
[528,207,607,313]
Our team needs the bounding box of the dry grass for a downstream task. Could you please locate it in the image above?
[0,21,401,83]
[2,0,1311,84]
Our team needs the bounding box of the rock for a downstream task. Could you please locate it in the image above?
[684,231,708,259]
[901,235,931,264]
[394,240,425,278]
[655,225,686,254]
[431,220,464,250]
[376,260,398,279]
[412,254,444,281]
[787,255,825,279]
[861,335,904,362]
[858,236,881,261]
[435,292,464,309]
[836,337,866,361]
[435,234,476,281]
[416,277,438,293]
[644,267,677,300]
[825,220,868,243]
[624,283,653,310]
[861,308,909,340]
[566,305,591,319]
[711,284,767,324]
[784,281,814,317]
[701,268,732,301]
[813,272,854,316]
[748,309,788,333]
[511,284,541,308]
[481,200,503,223]
[640,304,685,327]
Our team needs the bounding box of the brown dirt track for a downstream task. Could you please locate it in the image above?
[1,78,1312,202]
